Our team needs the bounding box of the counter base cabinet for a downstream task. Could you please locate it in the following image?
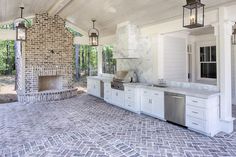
[87,79,101,98]
[186,96,220,137]
[141,89,165,120]
[124,86,141,113]
[111,89,125,107]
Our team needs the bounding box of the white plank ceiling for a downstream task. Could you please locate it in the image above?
[0,0,235,36]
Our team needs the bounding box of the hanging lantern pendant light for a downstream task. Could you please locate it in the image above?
[88,19,99,46]
[183,0,205,29]
[232,24,236,45]
[16,6,27,41]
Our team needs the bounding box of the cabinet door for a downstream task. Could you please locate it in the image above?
[141,95,153,114]
[152,91,164,119]
[93,80,100,97]
[112,90,124,107]
[104,83,112,102]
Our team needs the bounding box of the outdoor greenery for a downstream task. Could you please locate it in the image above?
[73,45,98,78]
[0,40,15,75]
[102,45,116,74]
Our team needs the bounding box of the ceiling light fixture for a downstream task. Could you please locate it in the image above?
[183,0,205,29]
[14,3,30,41]
[88,19,99,46]
[232,24,236,45]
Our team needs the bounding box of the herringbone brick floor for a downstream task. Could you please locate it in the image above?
[0,94,236,157]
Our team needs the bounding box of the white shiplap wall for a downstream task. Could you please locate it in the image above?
[163,36,187,82]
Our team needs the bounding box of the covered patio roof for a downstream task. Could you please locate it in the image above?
[1,0,236,36]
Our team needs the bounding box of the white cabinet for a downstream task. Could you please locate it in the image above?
[111,89,125,107]
[141,88,164,119]
[186,96,219,137]
[124,86,140,113]
[104,83,112,103]
[87,78,101,98]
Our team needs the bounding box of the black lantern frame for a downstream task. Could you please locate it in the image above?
[16,22,27,41]
[15,6,29,41]
[232,27,236,45]
[88,19,99,46]
[183,0,205,29]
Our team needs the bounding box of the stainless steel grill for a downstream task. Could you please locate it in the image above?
[111,79,124,91]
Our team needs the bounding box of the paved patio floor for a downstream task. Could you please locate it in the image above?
[0,94,236,157]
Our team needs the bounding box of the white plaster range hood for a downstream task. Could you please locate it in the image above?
[113,21,140,59]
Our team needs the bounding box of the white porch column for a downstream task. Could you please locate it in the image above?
[214,7,235,133]
[97,46,103,75]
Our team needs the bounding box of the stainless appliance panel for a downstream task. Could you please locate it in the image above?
[165,92,186,126]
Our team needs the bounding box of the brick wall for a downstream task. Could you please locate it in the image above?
[24,13,73,93]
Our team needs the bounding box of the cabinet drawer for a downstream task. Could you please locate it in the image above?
[187,116,206,133]
[186,96,206,108]
[125,94,135,102]
[186,106,206,120]
[125,100,135,109]
[125,87,135,95]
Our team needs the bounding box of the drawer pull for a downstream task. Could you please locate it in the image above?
[192,100,198,103]
[128,97,131,99]
[192,122,199,126]
[192,111,199,114]
[154,93,159,96]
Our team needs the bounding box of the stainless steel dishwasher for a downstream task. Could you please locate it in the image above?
[164,92,186,126]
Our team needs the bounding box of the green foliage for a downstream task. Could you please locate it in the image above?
[0,23,14,30]
[66,26,83,37]
[102,45,116,74]
[0,18,33,30]
[0,40,15,75]
[73,45,98,76]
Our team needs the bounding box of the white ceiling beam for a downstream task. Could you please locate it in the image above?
[48,0,72,16]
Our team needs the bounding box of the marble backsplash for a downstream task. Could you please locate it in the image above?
[116,36,155,83]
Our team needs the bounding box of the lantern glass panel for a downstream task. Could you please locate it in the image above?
[16,25,26,41]
[89,33,98,46]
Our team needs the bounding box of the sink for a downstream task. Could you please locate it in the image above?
[148,84,168,88]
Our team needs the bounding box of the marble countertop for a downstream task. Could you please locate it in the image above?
[124,83,220,99]
[87,76,220,99]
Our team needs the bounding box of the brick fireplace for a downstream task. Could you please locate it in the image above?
[17,13,77,102]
